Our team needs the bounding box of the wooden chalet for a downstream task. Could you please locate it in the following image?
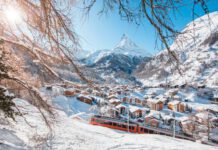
[122,96,128,103]
[116,104,127,115]
[195,112,211,125]
[129,106,147,118]
[180,119,195,136]
[147,99,164,111]
[109,98,121,106]
[144,116,160,128]
[168,100,186,112]
[77,94,93,105]
[156,95,168,105]
[134,97,143,106]
[64,90,77,97]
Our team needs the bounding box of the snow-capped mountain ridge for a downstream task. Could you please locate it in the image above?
[84,34,150,65]
[81,35,151,84]
[83,49,111,65]
[134,11,218,87]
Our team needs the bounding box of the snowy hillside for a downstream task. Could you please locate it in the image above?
[83,49,111,65]
[0,98,216,150]
[51,115,216,150]
[134,11,218,88]
[74,49,91,59]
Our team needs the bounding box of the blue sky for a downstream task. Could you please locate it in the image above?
[74,0,218,54]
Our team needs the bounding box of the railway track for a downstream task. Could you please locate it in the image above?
[90,115,195,142]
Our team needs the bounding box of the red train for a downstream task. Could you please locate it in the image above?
[90,115,195,141]
[90,115,139,133]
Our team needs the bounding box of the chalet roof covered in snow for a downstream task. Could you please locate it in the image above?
[168,100,181,105]
[109,98,121,103]
[147,98,163,104]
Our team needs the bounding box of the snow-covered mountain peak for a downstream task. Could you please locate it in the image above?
[115,34,138,49]
[84,34,151,65]
[112,34,151,57]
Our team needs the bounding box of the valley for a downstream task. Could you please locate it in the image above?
[0,3,218,149]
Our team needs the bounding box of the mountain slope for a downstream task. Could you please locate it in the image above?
[83,34,151,84]
[134,11,218,88]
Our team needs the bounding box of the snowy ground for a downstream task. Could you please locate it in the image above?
[0,98,217,150]
[50,113,217,150]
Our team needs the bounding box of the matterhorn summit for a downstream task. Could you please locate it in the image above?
[112,34,151,57]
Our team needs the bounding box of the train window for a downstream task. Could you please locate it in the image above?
[97,119,104,124]
[122,125,126,128]
[109,122,112,125]
[113,123,117,126]
[101,120,106,124]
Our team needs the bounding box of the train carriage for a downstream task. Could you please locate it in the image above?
[90,115,195,142]
[90,115,138,133]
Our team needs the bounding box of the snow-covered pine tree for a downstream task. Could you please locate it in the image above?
[0,39,18,120]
